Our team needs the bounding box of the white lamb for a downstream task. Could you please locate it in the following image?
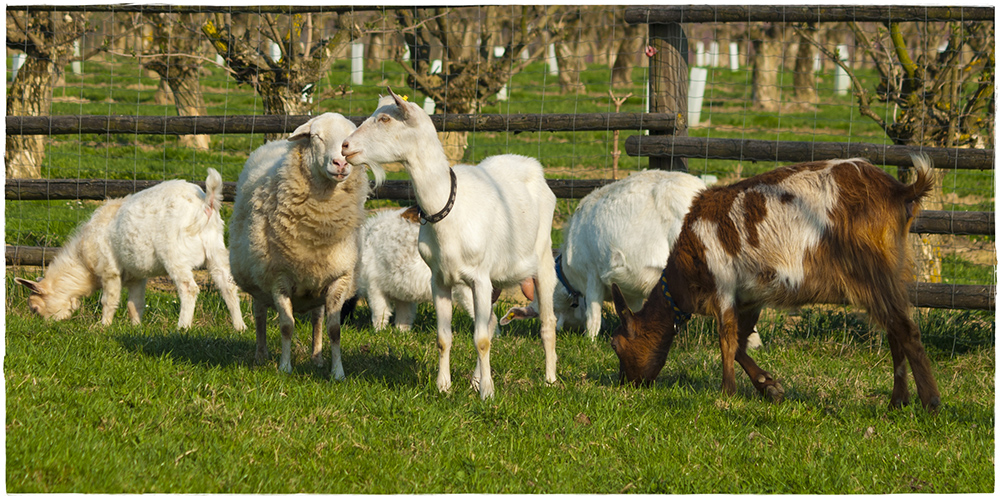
[229,112,384,378]
[16,169,245,330]
[502,170,763,347]
[357,208,472,331]
[342,88,558,399]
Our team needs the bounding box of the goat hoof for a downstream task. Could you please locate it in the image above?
[765,383,784,403]
[311,354,324,367]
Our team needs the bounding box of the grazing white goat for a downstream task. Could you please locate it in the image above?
[229,112,383,378]
[610,155,941,411]
[16,169,245,330]
[502,170,713,340]
[342,88,558,399]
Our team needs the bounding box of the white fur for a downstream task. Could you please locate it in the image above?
[357,208,473,331]
[16,169,245,330]
[228,112,383,378]
[343,89,558,399]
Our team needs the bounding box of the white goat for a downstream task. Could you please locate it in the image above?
[342,88,558,399]
[16,169,245,330]
[229,112,383,378]
[500,171,703,333]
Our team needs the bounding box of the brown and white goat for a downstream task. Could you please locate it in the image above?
[610,155,941,411]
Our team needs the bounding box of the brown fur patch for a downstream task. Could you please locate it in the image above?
[400,205,422,224]
[742,190,768,248]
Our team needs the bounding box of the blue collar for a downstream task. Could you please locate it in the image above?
[555,254,582,308]
[660,269,691,326]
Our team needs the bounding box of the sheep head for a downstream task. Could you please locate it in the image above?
[609,283,677,387]
[342,86,439,173]
[290,112,384,187]
[15,277,80,321]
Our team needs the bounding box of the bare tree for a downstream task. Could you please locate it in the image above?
[391,6,574,163]
[796,19,995,282]
[6,11,94,178]
[201,11,359,139]
[141,12,213,149]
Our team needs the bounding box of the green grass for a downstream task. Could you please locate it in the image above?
[4,271,994,493]
[6,53,995,492]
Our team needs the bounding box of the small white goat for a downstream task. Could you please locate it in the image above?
[229,112,383,378]
[342,88,558,399]
[357,207,475,331]
[16,169,245,330]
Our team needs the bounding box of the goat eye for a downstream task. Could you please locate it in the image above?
[378,115,389,123]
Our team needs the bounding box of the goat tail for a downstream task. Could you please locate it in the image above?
[904,153,934,205]
[204,167,223,213]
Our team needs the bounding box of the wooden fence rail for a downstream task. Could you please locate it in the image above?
[624,5,996,24]
[6,244,992,310]
[625,135,995,170]
[5,113,679,136]
[5,178,993,236]
[4,178,616,203]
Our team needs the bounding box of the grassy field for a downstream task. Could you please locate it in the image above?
[4,271,995,493]
[6,52,996,492]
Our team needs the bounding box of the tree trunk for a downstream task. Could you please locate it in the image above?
[556,42,586,94]
[170,77,211,150]
[751,23,782,112]
[6,55,53,179]
[611,24,644,87]
[792,27,819,110]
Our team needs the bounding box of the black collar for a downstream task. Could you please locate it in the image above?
[660,268,691,326]
[555,253,583,308]
[418,168,457,225]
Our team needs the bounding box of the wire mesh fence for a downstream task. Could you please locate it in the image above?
[5,5,995,310]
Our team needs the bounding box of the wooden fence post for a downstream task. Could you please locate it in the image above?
[648,22,689,171]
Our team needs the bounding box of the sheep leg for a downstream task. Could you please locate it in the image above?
[734,308,783,402]
[205,254,246,331]
[310,307,325,367]
[99,276,123,326]
[394,300,417,331]
[536,250,559,385]
[584,276,604,341]
[167,266,200,330]
[368,291,392,331]
[325,277,353,381]
[472,279,496,399]
[432,277,454,393]
[124,279,146,325]
[252,298,270,364]
[272,292,296,373]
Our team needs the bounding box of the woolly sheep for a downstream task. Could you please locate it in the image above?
[16,169,245,330]
[342,88,558,399]
[229,112,384,378]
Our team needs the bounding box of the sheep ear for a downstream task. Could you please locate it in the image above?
[288,120,312,142]
[15,277,42,294]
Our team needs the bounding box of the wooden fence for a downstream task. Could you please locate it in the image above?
[5,4,995,310]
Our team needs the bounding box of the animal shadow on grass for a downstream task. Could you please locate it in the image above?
[114,329,256,369]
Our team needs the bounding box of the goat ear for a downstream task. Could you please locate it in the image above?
[500,306,538,326]
[386,86,411,118]
[15,277,42,294]
[288,120,312,142]
[611,284,632,319]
